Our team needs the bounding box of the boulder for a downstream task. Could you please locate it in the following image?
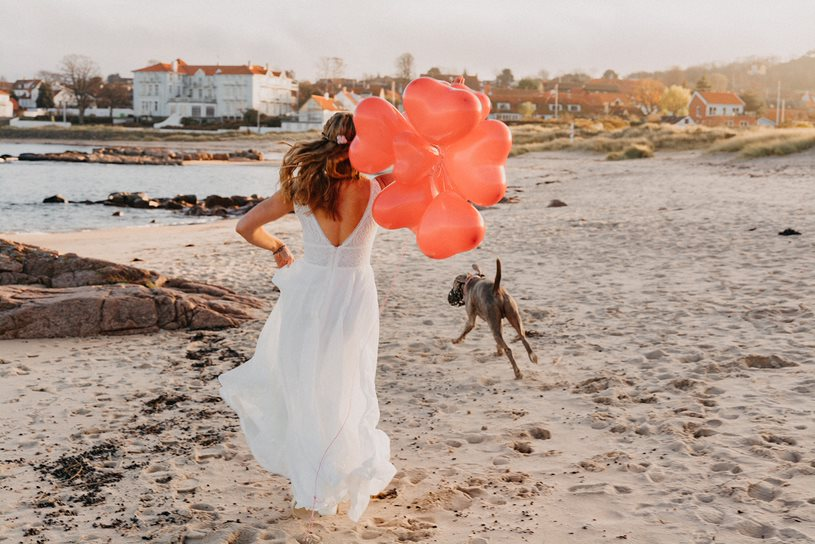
[43,195,67,204]
[0,239,263,339]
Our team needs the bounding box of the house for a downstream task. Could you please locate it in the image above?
[687,91,756,127]
[801,91,815,111]
[661,115,696,127]
[0,90,14,118]
[333,89,362,112]
[298,95,344,124]
[12,79,42,109]
[132,58,297,119]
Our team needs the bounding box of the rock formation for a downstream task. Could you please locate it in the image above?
[0,240,264,339]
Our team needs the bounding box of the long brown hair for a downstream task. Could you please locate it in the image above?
[279,112,359,220]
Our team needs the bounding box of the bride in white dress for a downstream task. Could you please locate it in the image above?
[218,113,396,521]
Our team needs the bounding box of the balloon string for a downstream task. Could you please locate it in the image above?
[303,248,405,539]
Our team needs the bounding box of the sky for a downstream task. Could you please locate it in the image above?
[2,0,814,82]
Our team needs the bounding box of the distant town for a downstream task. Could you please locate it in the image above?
[1,51,815,132]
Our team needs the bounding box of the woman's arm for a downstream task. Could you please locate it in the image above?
[235,190,295,267]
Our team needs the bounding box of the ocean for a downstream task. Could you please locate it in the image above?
[0,143,280,234]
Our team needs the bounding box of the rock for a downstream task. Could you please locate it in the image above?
[173,194,197,206]
[112,211,124,217]
[0,239,263,339]
[778,228,801,236]
[548,199,568,207]
[43,195,67,204]
[204,195,234,209]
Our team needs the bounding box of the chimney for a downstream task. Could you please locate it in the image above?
[171,59,178,72]
[324,92,330,99]
[484,82,492,96]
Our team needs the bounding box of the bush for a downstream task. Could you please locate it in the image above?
[607,143,654,161]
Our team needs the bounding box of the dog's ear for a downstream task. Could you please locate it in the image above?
[472,264,482,276]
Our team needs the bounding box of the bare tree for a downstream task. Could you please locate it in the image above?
[317,57,346,81]
[36,70,62,86]
[395,52,414,82]
[59,54,101,123]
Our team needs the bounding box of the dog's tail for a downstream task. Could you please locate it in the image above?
[493,258,502,294]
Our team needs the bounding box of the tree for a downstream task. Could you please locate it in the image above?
[695,74,711,92]
[602,69,619,80]
[496,68,514,88]
[96,82,131,117]
[660,85,691,116]
[709,72,729,92]
[517,77,541,90]
[425,67,443,79]
[740,90,764,113]
[317,57,346,81]
[635,80,665,113]
[59,54,101,124]
[518,101,536,119]
[537,69,550,81]
[395,52,414,82]
[36,82,55,108]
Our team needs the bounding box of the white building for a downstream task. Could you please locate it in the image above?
[12,80,42,109]
[132,58,297,119]
[0,90,14,118]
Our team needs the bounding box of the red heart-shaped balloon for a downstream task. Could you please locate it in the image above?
[416,192,485,259]
[453,83,492,121]
[445,120,512,206]
[403,78,483,146]
[392,131,440,185]
[350,97,415,174]
[372,175,436,230]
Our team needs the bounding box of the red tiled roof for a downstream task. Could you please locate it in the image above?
[134,59,277,76]
[0,89,9,95]
[697,92,744,106]
[310,95,340,111]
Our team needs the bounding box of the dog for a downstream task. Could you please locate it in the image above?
[448,259,538,379]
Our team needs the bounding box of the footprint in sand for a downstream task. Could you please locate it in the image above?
[747,480,782,502]
[711,462,742,474]
[737,519,776,540]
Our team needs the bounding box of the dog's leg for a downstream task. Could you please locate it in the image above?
[505,298,539,364]
[452,311,477,344]
[488,317,522,379]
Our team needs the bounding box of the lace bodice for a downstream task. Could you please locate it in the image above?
[294,178,381,268]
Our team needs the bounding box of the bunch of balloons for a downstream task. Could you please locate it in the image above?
[349,77,512,259]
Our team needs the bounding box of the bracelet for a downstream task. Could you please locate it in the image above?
[272,244,288,256]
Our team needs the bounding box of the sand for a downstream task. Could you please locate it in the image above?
[1,149,814,543]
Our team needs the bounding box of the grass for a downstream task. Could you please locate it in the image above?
[509,123,741,158]
[708,128,815,157]
[607,143,654,161]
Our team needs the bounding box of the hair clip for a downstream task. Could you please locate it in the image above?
[336,135,348,145]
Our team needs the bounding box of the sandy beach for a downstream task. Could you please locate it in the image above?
[1,149,814,543]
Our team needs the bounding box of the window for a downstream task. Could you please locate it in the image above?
[192,106,201,117]
[497,102,510,111]
[708,106,716,115]
[696,106,701,116]
[740,121,748,127]
[153,101,157,112]
[206,106,215,117]
[568,104,581,112]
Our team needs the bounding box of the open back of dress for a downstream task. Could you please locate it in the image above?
[218,178,396,521]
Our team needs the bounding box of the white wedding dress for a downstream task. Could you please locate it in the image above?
[218,178,396,521]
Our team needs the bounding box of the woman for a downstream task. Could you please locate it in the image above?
[218,112,396,522]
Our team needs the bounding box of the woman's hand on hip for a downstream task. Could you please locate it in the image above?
[273,245,295,268]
